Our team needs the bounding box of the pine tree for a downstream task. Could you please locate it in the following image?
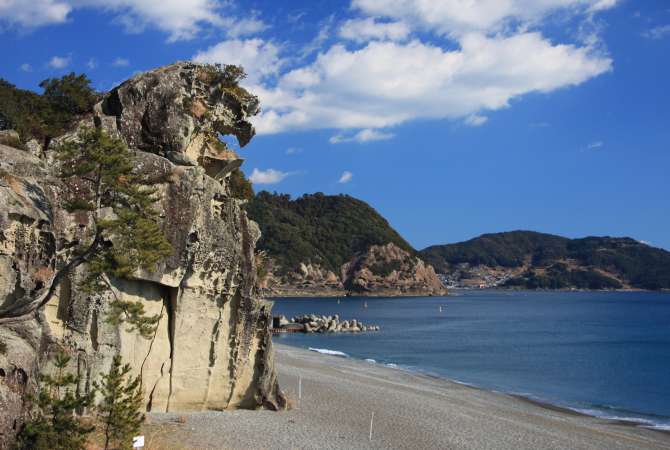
[94,354,145,450]
[16,352,95,450]
[0,128,172,337]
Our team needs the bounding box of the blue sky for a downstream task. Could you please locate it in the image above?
[2,0,669,250]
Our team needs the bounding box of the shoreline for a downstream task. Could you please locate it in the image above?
[266,287,666,298]
[306,343,670,434]
[146,343,670,450]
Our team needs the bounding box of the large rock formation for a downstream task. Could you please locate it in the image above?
[262,243,447,297]
[0,62,283,448]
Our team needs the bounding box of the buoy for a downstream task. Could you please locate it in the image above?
[364,301,368,309]
[439,305,443,313]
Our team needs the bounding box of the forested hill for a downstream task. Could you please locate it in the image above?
[245,191,414,275]
[420,231,670,290]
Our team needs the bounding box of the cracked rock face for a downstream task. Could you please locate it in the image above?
[97,61,257,178]
[0,62,283,448]
[260,244,447,297]
[343,243,447,296]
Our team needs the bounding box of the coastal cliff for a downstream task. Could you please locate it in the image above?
[260,243,446,297]
[246,192,446,297]
[0,62,284,447]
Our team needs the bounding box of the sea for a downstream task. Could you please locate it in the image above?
[271,290,670,430]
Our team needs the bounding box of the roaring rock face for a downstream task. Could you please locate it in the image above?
[0,62,283,448]
[98,61,257,178]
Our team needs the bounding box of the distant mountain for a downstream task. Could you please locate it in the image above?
[420,231,670,290]
[245,192,445,296]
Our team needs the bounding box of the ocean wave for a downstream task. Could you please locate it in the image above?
[297,343,670,431]
[569,408,670,429]
[308,347,348,357]
[645,424,670,431]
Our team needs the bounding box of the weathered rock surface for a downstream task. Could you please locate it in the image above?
[0,62,283,448]
[343,243,447,296]
[262,243,447,297]
[272,314,379,333]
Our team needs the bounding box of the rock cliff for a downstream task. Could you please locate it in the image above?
[0,62,284,448]
[261,243,447,297]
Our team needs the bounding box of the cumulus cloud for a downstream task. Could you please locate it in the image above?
[48,55,71,69]
[642,25,670,40]
[0,0,70,28]
[0,0,267,42]
[339,18,410,42]
[193,39,283,84]
[351,0,618,37]
[112,57,130,67]
[20,63,33,72]
[248,168,292,184]
[87,58,98,70]
[252,32,612,135]
[338,171,353,183]
[330,128,395,144]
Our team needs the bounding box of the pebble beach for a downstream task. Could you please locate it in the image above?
[146,344,670,450]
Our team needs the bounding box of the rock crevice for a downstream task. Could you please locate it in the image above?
[0,62,284,448]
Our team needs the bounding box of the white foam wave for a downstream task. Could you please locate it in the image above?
[365,358,376,364]
[308,347,348,357]
[570,408,670,429]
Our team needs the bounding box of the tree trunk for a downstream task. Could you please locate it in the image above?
[0,232,102,322]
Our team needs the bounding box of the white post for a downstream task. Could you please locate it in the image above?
[369,411,374,441]
[298,376,302,408]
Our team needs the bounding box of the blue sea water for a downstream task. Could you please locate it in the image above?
[271,290,670,429]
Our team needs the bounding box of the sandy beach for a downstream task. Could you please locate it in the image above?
[146,344,670,450]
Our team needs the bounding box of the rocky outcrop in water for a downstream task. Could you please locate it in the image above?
[0,62,284,448]
[272,315,380,333]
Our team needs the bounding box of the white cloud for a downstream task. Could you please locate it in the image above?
[339,18,410,43]
[330,128,395,144]
[253,33,612,135]
[224,15,268,38]
[351,0,619,37]
[287,11,306,25]
[587,140,603,149]
[193,38,283,84]
[642,25,670,40]
[87,58,98,70]
[20,63,33,72]
[0,0,70,28]
[286,147,302,155]
[300,15,334,59]
[338,171,353,183]
[248,168,292,184]
[112,57,130,67]
[48,55,71,69]
[0,0,267,42]
[465,114,488,126]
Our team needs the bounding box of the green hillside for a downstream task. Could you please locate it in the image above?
[420,231,670,290]
[245,191,414,275]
